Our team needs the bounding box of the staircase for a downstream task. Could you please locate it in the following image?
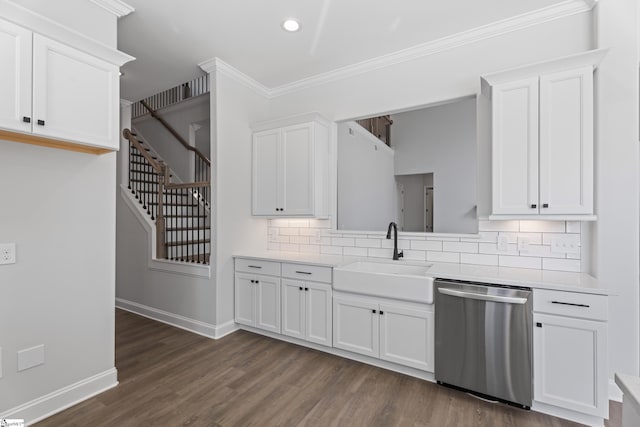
[123,106,211,265]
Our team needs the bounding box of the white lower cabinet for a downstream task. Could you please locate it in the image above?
[235,272,281,334]
[333,294,434,372]
[533,289,608,418]
[282,279,332,347]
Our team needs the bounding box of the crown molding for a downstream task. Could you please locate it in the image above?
[199,58,271,98]
[0,0,135,66]
[89,0,134,18]
[267,0,594,97]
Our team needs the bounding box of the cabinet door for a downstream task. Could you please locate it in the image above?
[492,77,539,215]
[0,19,32,133]
[32,34,119,149]
[256,275,281,333]
[282,279,305,339]
[539,66,593,215]
[252,130,280,215]
[333,296,378,357]
[533,313,607,417]
[281,124,314,215]
[379,304,434,371]
[305,282,332,347]
[235,274,255,327]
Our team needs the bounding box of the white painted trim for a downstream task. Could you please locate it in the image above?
[198,1,593,99]
[120,99,133,107]
[89,0,134,18]
[610,378,624,402]
[199,58,270,98]
[119,185,211,279]
[250,112,331,132]
[0,368,118,425]
[116,298,238,339]
[266,0,594,97]
[532,400,604,427]
[0,0,134,66]
[481,48,608,87]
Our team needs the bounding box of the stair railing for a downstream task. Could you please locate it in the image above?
[123,128,210,264]
[139,99,211,207]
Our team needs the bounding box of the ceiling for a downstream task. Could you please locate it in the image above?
[118,0,569,101]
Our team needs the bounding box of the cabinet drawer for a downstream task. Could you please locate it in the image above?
[533,289,607,321]
[235,258,281,276]
[282,263,332,284]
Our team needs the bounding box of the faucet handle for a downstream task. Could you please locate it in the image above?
[398,250,404,258]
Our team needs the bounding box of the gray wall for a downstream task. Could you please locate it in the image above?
[338,122,397,231]
[391,98,477,233]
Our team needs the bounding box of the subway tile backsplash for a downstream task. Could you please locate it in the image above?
[266,219,582,272]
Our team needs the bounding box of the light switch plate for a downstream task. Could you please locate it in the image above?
[551,234,580,255]
[0,243,16,265]
[497,234,510,252]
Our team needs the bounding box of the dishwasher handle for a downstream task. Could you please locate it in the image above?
[437,287,528,305]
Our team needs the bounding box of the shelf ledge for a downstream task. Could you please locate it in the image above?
[0,129,115,155]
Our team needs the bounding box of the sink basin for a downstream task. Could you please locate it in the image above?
[334,261,435,303]
[340,261,432,276]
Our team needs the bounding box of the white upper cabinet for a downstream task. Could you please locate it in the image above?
[32,34,119,149]
[252,115,330,218]
[0,15,132,152]
[486,49,605,219]
[539,67,593,215]
[0,19,32,133]
[492,77,539,215]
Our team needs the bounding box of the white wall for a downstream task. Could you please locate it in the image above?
[593,0,639,382]
[392,98,477,233]
[132,94,210,182]
[212,70,270,325]
[0,143,117,414]
[337,122,396,231]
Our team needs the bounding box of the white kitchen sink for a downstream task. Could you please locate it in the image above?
[333,261,435,303]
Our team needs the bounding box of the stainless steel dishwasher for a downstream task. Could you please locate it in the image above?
[434,278,533,409]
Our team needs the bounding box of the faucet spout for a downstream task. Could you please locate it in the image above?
[386,222,404,261]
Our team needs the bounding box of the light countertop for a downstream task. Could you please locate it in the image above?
[233,251,610,295]
[615,373,640,413]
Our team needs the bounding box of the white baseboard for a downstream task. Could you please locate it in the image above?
[115,298,238,339]
[1,368,118,426]
[609,378,623,402]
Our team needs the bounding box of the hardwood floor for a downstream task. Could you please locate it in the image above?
[36,309,621,427]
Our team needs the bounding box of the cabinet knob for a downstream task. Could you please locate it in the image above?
[305,287,309,291]
[542,203,549,208]
[379,311,384,315]
[530,204,537,209]
[299,286,303,290]
[536,322,542,328]
[22,116,31,123]
[372,309,377,314]
[37,119,45,126]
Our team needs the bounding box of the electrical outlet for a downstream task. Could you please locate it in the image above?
[517,237,531,252]
[0,243,16,265]
[312,229,322,244]
[550,235,580,255]
[269,228,279,241]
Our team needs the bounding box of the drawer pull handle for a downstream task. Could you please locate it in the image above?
[530,204,537,209]
[23,116,31,123]
[551,301,590,308]
[37,119,45,126]
[295,271,312,275]
[247,265,262,269]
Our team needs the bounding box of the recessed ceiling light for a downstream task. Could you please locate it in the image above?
[282,18,300,32]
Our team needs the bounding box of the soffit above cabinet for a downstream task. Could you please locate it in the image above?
[0,0,134,66]
[481,48,608,92]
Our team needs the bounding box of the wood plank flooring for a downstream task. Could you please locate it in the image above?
[36,309,621,427]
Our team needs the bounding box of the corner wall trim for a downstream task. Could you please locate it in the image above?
[0,368,118,425]
[115,298,237,339]
[609,378,623,402]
